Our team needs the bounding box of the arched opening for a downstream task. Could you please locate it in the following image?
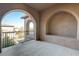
[29,22,34,35]
[1,9,36,48]
[24,19,36,41]
[46,11,77,39]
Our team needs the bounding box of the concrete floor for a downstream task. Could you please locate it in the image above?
[0,40,79,56]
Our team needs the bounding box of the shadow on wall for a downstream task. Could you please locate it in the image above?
[46,11,77,39]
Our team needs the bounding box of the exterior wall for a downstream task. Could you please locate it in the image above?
[40,4,79,50]
[0,4,40,52]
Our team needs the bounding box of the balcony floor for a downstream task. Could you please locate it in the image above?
[0,40,79,56]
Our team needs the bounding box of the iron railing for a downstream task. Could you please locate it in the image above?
[1,31,34,48]
[1,32,15,48]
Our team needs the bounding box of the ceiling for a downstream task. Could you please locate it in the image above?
[26,3,56,11]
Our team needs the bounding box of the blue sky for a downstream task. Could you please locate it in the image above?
[2,11,26,28]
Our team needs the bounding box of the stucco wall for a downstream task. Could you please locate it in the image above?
[47,12,77,38]
[40,4,79,50]
[0,4,40,52]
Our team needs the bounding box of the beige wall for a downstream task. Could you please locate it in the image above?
[40,4,79,50]
[47,12,77,38]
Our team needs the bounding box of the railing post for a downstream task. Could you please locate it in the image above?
[0,26,1,53]
[0,34,1,53]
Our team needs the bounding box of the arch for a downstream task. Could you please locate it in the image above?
[1,9,37,37]
[25,19,36,40]
[29,22,34,32]
[46,9,78,39]
[0,8,38,52]
[1,9,36,22]
[0,9,37,48]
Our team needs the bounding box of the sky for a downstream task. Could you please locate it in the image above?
[2,11,27,28]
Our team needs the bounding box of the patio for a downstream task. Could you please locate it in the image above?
[0,40,79,56]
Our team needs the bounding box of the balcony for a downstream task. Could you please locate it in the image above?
[1,32,15,48]
[1,40,79,56]
[1,31,35,48]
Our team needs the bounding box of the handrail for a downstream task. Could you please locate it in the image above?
[1,32,15,48]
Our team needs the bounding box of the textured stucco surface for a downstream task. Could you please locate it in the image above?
[40,4,79,50]
[47,12,77,38]
[1,3,79,53]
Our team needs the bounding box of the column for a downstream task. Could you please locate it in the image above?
[21,16,29,41]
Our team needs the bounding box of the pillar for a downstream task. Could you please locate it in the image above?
[21,16,29,41]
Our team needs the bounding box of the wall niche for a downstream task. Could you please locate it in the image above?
[46,11,77,38]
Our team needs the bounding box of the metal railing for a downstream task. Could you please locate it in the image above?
[1,31,35,48]
[1,32,15,48]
